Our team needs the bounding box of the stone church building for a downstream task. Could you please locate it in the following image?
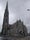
[1,2,27,37]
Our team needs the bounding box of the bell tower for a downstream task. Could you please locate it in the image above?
[1,2,9,35]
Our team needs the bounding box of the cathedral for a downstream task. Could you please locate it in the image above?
[1,2,27,37]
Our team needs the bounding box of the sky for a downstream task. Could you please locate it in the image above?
[0,0,30,33]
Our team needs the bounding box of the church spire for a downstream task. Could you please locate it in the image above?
[6,1,8,11]
[4,1,9,24]
[1,1,9,35]
[5,1,8,13]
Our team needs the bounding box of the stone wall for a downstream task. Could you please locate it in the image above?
[8,20,28,37]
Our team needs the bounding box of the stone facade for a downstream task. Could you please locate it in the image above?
[7,20,27,37]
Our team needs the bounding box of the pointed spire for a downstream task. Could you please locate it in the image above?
[6,1,8,9]
[5,1,9,15]
[5,1,8,11]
